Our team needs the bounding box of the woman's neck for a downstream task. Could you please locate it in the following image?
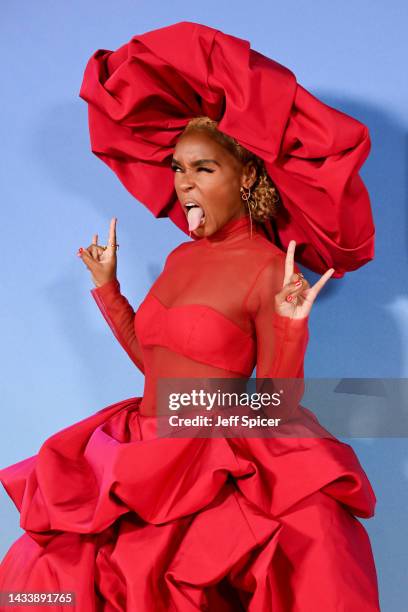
[200,213,259,244]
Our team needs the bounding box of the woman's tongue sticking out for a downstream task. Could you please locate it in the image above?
[187,206,205,231]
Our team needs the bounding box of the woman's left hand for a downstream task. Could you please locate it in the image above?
[275,240,335,320]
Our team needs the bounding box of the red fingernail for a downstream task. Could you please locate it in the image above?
[79,248,83,253]
[286,295,293,302]
[295,281,302,287]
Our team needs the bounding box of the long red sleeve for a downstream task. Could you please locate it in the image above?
[244,254,309,379]
[90,278,145,374]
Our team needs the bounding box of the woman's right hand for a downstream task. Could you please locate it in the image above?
[77,217,119,288]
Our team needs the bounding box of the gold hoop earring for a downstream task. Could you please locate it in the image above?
[240,186,254,239]
[240,186,250,202]
[240,186,258,213]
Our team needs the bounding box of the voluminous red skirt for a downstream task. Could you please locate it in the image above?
[0,397,380,611]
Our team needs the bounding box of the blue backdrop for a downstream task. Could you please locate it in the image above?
[1,2,406,610]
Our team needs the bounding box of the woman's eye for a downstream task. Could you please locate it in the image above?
[170,165,214,173]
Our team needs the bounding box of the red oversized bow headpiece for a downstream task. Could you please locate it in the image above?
[79,21,374,277]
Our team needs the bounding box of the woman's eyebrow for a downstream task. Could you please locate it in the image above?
[171,157,221,167]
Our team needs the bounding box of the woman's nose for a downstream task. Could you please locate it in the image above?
[178,172,195,191]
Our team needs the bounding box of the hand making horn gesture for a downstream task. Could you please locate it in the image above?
[77,217,119,288]
[275,240,335,320]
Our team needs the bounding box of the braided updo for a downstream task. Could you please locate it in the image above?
[180,116,280,222]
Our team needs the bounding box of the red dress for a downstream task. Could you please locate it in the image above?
[0,214,380,611]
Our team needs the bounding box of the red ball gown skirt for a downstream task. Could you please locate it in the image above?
[0,396,380,611]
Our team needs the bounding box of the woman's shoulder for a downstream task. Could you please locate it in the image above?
[164,240,194,266]
[247,233,286,264]
[249,234,305,280]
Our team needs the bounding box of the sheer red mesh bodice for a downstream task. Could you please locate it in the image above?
[91,214,309,416]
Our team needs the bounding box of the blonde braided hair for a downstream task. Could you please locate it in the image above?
[180,116,280,222]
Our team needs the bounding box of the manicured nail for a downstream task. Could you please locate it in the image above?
[295,281,302,287]
[286,295,293,302]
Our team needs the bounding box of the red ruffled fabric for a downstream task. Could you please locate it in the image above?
[0,397,379,611]
[79,20,375,277]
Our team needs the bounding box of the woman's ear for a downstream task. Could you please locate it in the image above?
[241,161,258,189]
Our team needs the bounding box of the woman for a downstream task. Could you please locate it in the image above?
[0,22,380,611]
